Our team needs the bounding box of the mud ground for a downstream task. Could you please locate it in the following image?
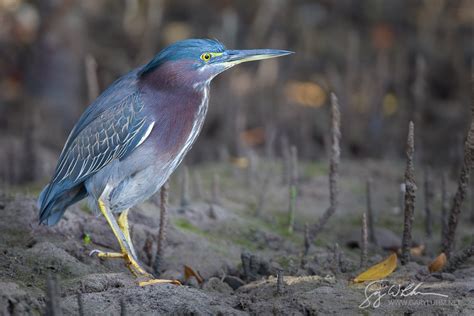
[0,160,473,315]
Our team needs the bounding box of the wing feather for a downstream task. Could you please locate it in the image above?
[41,92,154,211]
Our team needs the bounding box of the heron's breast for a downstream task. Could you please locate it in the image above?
[145,86,209,162]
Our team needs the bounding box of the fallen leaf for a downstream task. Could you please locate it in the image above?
[353,253,398,283]
[396,244,424,256]
[428,253,447,273]
[410,244,425,257]
[230,157,249,169]
[184,265,204,284]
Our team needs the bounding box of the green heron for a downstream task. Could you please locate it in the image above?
[38,39,292,286]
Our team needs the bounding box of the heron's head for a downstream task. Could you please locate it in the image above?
[139,39,292,85]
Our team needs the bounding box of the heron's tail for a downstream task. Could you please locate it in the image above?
[38,184,87,226]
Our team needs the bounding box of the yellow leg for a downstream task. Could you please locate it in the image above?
[117,209,137,259]
[95,198,151,277]
[92,197,180,286]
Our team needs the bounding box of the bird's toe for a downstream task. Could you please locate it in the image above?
[89,249,124,258]
[138,279,182,286]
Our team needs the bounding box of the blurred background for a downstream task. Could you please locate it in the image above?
[0,0,472,187]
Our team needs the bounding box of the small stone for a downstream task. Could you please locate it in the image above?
[441,273,456,281]
[223,276,245,290]
[203,277,233,294]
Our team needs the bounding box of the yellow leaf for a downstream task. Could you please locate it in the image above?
[230,157,249,169]
[353,253,398,283]
[184,265,204,284]
[428,253,447,273]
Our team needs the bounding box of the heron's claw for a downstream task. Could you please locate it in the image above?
[90,248,151,278]
[89,249,124,258]
[89,249,100,257]
[138,279,182,286]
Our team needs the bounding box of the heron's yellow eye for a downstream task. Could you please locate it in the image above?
[200,53,211,62]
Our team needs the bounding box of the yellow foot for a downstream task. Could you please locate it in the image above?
[89,249,124,258]
[90,249,152,278]
[139,279,182,286]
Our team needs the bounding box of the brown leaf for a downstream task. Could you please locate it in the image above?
[353,253,398,283]
[410,244,425,257]
[428,253,447,273]
[396,244,425,256]
[184,265,204,284]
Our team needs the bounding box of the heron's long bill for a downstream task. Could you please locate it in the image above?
[221,49,293,66]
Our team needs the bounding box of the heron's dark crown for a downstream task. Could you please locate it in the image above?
[139,39,225,76]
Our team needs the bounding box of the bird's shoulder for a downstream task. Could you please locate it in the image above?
[69,69,141,143]
[51,69,153,185]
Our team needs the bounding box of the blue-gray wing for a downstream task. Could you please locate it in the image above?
[40,92,154,214]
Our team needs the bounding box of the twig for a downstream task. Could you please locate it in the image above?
[401,121,416,265]
[120,298,127,316]
[154,182,169,275]
[331,243,342,275]
[45,273,61,316]
[192,170,203,200]
[211,173,220,206]
[310,92,341,241]
[423,167,433,238]
[264,124,277,160]
[241,251,258,281]
[77,293,84,316]
[442,120,473,258]
[84,54,99,103]
[360,212,368,268]
[413,55,426,158]
[179,165,190,209]
[287,145,298,234]
[443,243,474,272]
[208,173,220,219]
[255,171,271,217]
[281,135,290,185]
[303,223,310,258]
[21,108,38,183]
[441,173,449,245]
[246,151,258,187]
[143,232,154,266]
[399,182,406,214]
[208,203,217,219]
[470,171,474,224]
[276,269,284,295]
[366,178,376,244]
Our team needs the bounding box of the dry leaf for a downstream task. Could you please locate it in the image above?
[410,244,425,257]
[396,244,425,256]
[353,253,398,283]
[230,157,249,169]
[428,253,447,273]
[184,265,204,284]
